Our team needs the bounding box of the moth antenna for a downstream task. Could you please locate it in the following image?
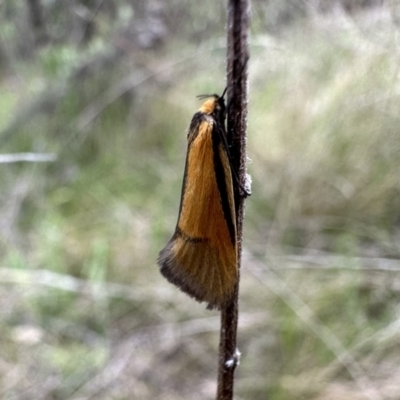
[221,86,228,100]
[197,94,214,100]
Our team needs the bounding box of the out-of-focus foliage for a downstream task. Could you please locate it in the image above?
[1,0,400,399]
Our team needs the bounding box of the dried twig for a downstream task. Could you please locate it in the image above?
[217,0,250,398]
[0,153,57,164]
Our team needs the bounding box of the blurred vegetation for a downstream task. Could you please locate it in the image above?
[1,0,400,399]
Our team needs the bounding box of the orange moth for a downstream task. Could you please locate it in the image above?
[158,92,237,310]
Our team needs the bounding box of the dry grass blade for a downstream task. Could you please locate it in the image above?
[243,249,384,400]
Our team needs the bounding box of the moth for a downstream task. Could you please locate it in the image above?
[158,91,238,310]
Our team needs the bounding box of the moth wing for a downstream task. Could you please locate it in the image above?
[158,118,237,309]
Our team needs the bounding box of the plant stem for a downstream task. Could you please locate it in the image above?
[217,0,250,399]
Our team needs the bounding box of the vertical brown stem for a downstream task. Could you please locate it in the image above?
[217,0,250,399]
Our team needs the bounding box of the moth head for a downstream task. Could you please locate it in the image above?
[197,91,226,117]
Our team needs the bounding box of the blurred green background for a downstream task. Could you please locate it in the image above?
[1,0,400,399]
